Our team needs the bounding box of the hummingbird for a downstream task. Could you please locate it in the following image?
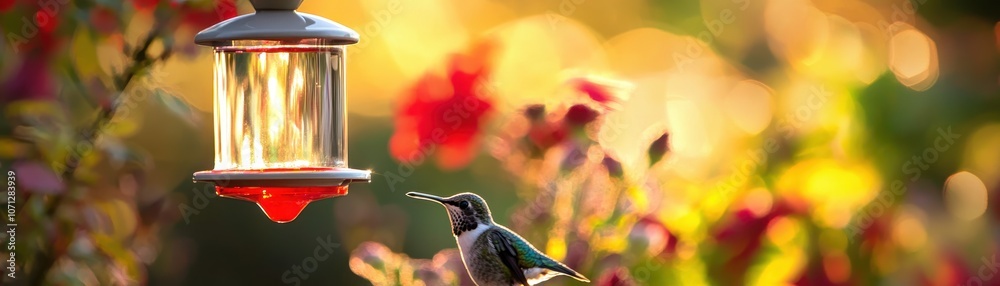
[406,192,590,286]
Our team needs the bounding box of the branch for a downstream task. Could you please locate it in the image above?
[29,22,173,285]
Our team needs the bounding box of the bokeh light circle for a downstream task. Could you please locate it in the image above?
[944,171,989,221]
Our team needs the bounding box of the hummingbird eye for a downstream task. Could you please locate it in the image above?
[458,200,470,209]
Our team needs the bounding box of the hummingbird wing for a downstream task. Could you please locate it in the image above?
[489,230,530,286]
[495,226,591,283]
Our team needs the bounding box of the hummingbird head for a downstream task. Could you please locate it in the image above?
[406,192,493,236]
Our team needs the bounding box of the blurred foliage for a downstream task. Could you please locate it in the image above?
[0,0,236,284]
[346,0,1000,285]
[1,0,1000,285]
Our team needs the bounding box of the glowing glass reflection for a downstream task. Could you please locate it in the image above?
[213,40,347,170]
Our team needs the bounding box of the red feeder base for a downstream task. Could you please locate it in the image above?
[216,185,349,223]
[194,167,369,223]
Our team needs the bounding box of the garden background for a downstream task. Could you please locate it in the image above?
[2,0,1000,285]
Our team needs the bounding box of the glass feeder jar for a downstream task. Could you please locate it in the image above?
[193,0,370,223]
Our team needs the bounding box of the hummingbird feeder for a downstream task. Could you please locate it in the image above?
[192,0,370,223]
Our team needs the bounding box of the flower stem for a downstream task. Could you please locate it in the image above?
[28,23,172,285]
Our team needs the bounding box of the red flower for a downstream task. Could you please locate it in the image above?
[131,0,159,11]
[921,252,975,286]
[389,40,497,170]
[2,54,54,102]
[11,14,61,56]
[564,104,599,126]
[33,10,56,33]
[0,0,15,11]
[596,267,634,286]
[526,119,568,154]
[90,7,118,34]
[712,200,804,284]
[570,76,631,109]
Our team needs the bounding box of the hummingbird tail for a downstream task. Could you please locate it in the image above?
[548,264,590,283]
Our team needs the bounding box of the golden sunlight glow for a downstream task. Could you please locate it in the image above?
[724,80,773,135]
[290,68,304,153]
[807,15,865,80]
[599,73,673,171]
[216,52,231,169]
[778,159,879,228]
[664,71,732,161]
[764,0,829,68]
[258,53,267,73]
[944,171,989,221]
[888,23,939,91]
[605,28,688,76]
[854,23,889,84]
[159,33,214,112]
[666,98,712,157]
[776,77,853,137]
[666,208,701,242]
[601,27,748,182]
[267,74,284,143]
[491,16,607,110]
[380,0,468,78]
[546,236,567,261]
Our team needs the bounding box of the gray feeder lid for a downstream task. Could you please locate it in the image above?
[194,0,359,46]
[193,168,372,187]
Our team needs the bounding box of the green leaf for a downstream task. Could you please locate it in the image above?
[75,0,94,10]
[103,117,139,139]
[90,232,142,281]
[71,27,102,77]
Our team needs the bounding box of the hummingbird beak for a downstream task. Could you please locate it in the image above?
[406,192,448,204]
